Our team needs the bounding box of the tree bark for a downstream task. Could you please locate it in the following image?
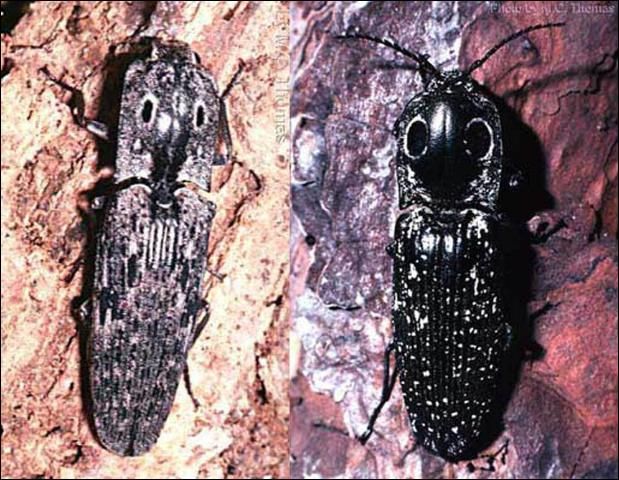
[1,1,290,478]
[290,1,617,478]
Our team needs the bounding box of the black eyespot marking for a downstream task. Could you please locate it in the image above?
[463,119,492,159]
[196,104,205,127]
[141,99,154,123]
[405,117,428,158]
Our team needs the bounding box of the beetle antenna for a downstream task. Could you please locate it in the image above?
[336,32,442,79]
[466,22,565,75]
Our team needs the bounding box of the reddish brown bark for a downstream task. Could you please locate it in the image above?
[290,1,617,478]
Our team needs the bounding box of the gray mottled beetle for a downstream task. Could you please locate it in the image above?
[338,23,563,461]
[71,39,241,456]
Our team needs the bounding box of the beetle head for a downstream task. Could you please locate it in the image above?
[338,23,564,211]
[115,39,221,192]
[394,72,502,210]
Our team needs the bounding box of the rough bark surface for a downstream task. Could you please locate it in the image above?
[1,1,289,478]
[290,1,617,478]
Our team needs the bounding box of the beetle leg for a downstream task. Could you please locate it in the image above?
[190,299,210,347]
[358,340,399,444]
[63,254,84,284]
[206,266,226,281]
[214,97,233,166]
[215,61,245,165]
[72,297,91,330]
[182,300,211,410]
[501,157,524,192]
[221,60,245,100]
[467,440,510,473]
[182,365,201,410]
[85,120,109,141]
[40,66,110,142]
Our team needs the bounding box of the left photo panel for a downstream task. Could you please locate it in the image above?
[1,1,290,478]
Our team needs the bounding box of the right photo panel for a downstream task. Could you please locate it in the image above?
[290,2,618,479]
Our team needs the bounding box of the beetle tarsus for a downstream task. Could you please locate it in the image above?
[358,341,399,444]
[183,365,201,410]
[191,300,211,347]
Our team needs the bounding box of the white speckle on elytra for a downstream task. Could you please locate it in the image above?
[451,426,459,434]
[422,370,430,377]
[473,277,480,295]
[444,235,454,253]
[470,265,477,279]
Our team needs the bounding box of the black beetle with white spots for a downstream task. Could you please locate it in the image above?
[338,23,563,461]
